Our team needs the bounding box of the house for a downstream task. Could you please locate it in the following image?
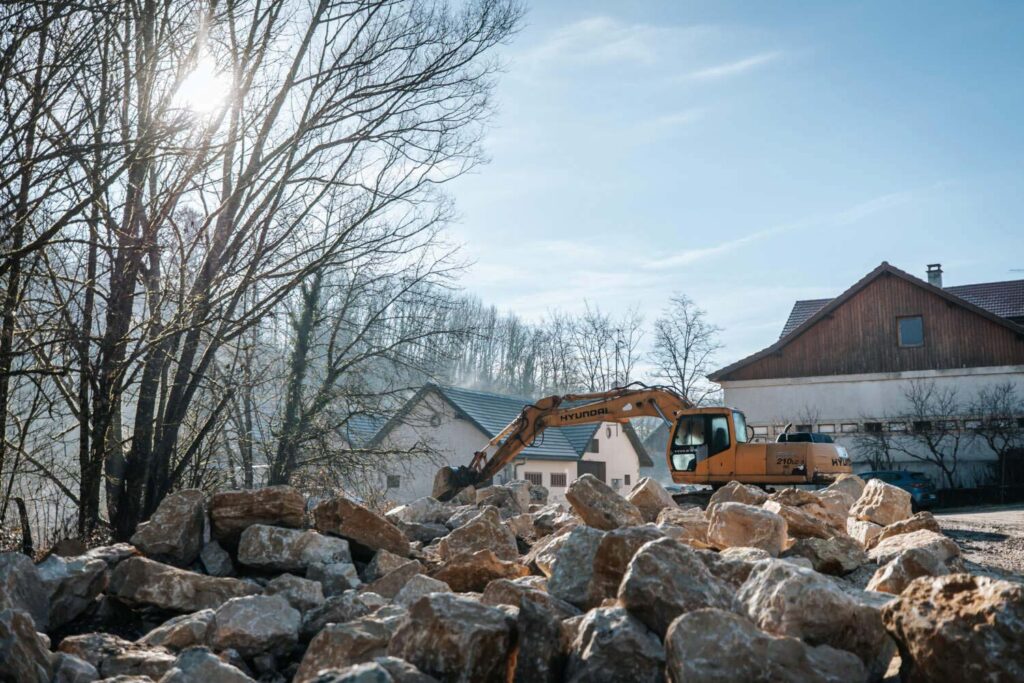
[366,383,652,503]
[708,262,1024,488]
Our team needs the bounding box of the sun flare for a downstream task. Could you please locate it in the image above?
[174,55,229,114]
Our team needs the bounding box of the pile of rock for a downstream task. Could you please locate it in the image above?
[1,475,1021,682]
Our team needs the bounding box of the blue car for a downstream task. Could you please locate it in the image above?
[859,470,939,509]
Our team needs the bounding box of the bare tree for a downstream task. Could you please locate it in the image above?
[886,380,968,489]
[649,294,722,405]
[970,383,1024,499]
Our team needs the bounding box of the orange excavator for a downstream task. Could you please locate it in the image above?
[432,384,852,501]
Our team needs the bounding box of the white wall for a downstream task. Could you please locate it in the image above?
[720,365,1024,487]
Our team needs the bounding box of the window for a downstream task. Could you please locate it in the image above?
[670,414,730,471]
[888,422,907,432]
[550,473,567,487]
[733,411,749,443]
[588,438,600,453]
[796,424,812,433]
[753,426,769,436]
[841,423,858,433]
[524,472,543,486]
[963,419,981,430]
[818,423,835,434]
[624,474,631,486]
[912,421,932,433]
[386,475,400,489]
[864,422,882,433]
[898,315,924,347]
[612,478,622,489]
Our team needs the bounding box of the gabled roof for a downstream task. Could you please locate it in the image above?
[711,262,1024,382]
[368,383,652,464]
[779,277,1024,338]
[341,414,390,448]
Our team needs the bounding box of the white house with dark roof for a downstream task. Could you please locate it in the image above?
[364,383,652,503]
[708,262,1024,488]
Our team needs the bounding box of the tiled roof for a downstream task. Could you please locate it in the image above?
[342,414,389,448]
[779,278,1024,338]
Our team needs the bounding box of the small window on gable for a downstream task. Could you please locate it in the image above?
[588,438,599,453]
[898,316,924,347]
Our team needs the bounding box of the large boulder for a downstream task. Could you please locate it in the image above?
[618,537,735,637]
[294,616,394,683]
[364,550,416,583]
[129,489,206,567]
[137,609,215,651]
[820,473,866,501]
[849,479,912,527]
[707,480,768,511]
[587,524,665,607]
[301,590,389,640]
[431,550,529,593]
[266,573,326,612]
[199,541,233,577]
[476,485,526,517]
[512,595,564,683]
[867,511,941,550]
[762,500,833,540]
[58,632,176,679]
[521,524,577,576]
[36,553,108,628]
[309,560,362,596]
[564,606,664,683]
[0,551,49,631]
[546,525,605,609]
[210,594,300,657]
[565,474,643,530]
[237,524,352,573]
[881,574,1024,683]
[665,608,867,683]
[209,485,305,545]
[783,536,867,576]
[738,560,892,677]
[812,489,857,531]
[867,529,960,566]
[110,557,259,612]
[656,506,709,546]
[159,647,255,683]
[481,578,580,620]
[847,519,883,548]
[707,502,788,556]
[394,575,452,608]
[436,507,517,562]
[866,530,963,594]
[387,593,512,683]
[625,478,678,523]
[314,496,410,557]
[0,608,52,682]
[360,561,422,600]
[385,497,447,526]
[50,652,99,683]
[530,503,577,537]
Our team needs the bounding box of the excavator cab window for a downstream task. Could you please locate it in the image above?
[670,414,732,471]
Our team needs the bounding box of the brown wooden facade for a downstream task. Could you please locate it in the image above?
[712,264,1024,382]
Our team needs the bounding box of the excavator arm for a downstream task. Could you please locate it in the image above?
[432,384,693,501]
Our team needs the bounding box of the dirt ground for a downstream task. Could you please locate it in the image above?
[936,505,1024,578]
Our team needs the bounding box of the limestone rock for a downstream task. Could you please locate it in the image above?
[738,559,891,677]
[697,549,764,590]
[209,486,305,545]
[0,608,52,683]
[266,573,325,612]
[503,513,535,541]
[847,519,883,548]
[301,590,389,640]
[513,596,564,683]
[130,489,206,567]
[385,497,447,526]
[762,500,833,540]
[395,522,448,544]
[587,523,665,607]
[158,647,255,683]
[51,652,99,683]
[82,542,139,569]
[480,578,580,620]
[625,478,678,523]
[707,480,768,511]
[867,546,958,595]
[530,503,577,537]
[110,557,259,612]
[812,489,856,531]
[784,536,867,576]
[295,617,394,683]
[443,505,482,531]
[364,550,416,583]
[867,511,941,550]
[308,561,362,596]
[394,575,451,608]
[881,574,1024,683]
[210,594,300,657]
[820,473,866,501]
[436,507,517,562]
[0,551,49,630]
[59,632,176,679]
[521,524,576,576]
[314,497,410,557]
[138,609,214,651]
[476,486,526,516]
[849,479,912,527]
[564,606,664,683]
[360,561,421,599]
[867,529,960,566]
[528,483,549,505]
[546,525,605,609]
[373,656,439,683]
[387,593,512,683]
[665,608,867,683]
[37,553,108,628]
[565,474,643,530]
[237,524,351,573]
[655,506,709,545]
[618,537,735,637]
[707,502,788,556]
[199,541,233,577]
[304,663,392,682]
[431,550,529,593]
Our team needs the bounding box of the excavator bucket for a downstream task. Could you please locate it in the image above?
[431,465,486,502]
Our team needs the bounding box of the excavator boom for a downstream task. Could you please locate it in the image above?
[432,384,692,501]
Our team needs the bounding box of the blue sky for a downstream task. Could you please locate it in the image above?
[446,1,1024,369]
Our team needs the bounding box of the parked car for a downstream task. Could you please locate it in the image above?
[776,432,835,443]
[859,470,938,509]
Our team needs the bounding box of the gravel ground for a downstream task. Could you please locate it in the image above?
[936,505,1024,578]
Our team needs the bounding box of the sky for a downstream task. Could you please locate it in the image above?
[445,0,1024,371]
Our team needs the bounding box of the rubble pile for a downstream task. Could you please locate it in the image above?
[1,476,1022,683]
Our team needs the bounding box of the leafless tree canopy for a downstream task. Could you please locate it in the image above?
[649,294,722,405]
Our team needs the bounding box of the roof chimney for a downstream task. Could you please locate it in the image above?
[926,263,943,288]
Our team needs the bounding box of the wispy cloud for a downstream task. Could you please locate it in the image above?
[686,51,783,81]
